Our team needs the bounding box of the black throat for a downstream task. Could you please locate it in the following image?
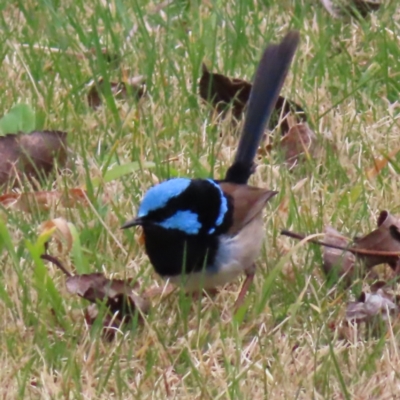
[142,225,221,277]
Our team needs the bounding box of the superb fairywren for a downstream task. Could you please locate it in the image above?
[122,31,300,307]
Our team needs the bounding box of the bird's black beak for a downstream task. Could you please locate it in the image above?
[121,217,144,230]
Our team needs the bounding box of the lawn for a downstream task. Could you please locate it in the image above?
[1,0,400,398]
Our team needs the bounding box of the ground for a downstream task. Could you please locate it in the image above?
[1,0,400,399]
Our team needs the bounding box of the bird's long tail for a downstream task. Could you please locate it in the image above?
[224,31,300,184]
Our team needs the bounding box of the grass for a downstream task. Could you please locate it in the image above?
[1,0,400,398]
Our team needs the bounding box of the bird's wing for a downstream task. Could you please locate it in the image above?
[219,182,278,235]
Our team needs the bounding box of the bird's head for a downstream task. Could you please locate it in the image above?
[121,178,233,236]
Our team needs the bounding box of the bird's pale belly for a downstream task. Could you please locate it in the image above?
[166,216,264,291]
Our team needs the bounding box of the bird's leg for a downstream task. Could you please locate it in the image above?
[234,264,256,311]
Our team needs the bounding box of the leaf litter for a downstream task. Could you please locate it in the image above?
[87,76,145,109]
[0,188,88,212]
[280,123,316,169]
[199,65,320,169]
[0,130,67,188]
[346,282,399,324]
[41,254,150,341]
[199,63,307,135]
[282,211,400,332]
[320,0,382,19]
[282,211,400,275]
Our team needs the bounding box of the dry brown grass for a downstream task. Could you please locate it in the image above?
[1,1,400,399]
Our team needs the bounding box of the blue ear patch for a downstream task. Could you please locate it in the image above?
[138,178,191,217]
[207,179,228,234]
[158,210,201,234]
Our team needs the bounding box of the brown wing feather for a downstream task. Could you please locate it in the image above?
[219,182,278,235]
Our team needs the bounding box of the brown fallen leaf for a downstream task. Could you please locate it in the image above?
[353,211,400,270]
[199,63,251,118]
[321,0,381,18]
[282,211,400,282]
[346,286,398,324]
[323,226,356,283]
[41,254,150,340]
[0,130,67,188]
[365,147,400,180]
[199,64,306,135]
[0,188,87,212]
[88,77,145,109]
[280,123,316,168]
[39,218,74,254]
[65,273,148,310]
[84,304,121,341]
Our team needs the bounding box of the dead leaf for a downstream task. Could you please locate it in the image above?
[320,0,381,18]
[67,273,150,335]
[88,77,145,109]
[353,211,400,270]
[323,226,356,283]
[0,188,87,212]
[282,212,400,283]
[84,304,120,341]
[39,218,74,254]
[66,273,140,305]
[280,123,316,168]
[199,64,307,135]
[0,130,67,188]
[346,287,398,323]
[199,64,251,118]
[365,147,400,180]
[41,254,150,340]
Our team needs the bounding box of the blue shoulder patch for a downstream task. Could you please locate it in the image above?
[207,179,228,234]
[138,178,191,217]
[158,210,201,234]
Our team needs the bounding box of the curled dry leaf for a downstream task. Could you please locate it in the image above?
[323,226,356,283]
[346,287,398,323]
[0,188,87,212]
[88,77,145,109]
[39,218,74,254]
[65,273,149,314]
[199,64,307,135]
[84,304,121,341]
[321,0,381,18]
[0,130,67,188]
[280,123,316,169]
[199,63,251,118]
[41,254,150,340]
[353,210,400,270]
[282,211,400,284]
[67,273,150,339]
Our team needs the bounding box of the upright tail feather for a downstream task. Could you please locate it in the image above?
[225,31,300,184]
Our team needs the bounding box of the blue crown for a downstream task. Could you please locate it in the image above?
[138,178,191,218]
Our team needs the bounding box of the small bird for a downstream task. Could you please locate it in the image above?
[122,31,300,308]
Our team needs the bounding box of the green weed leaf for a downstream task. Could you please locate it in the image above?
[0,104,36,136]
